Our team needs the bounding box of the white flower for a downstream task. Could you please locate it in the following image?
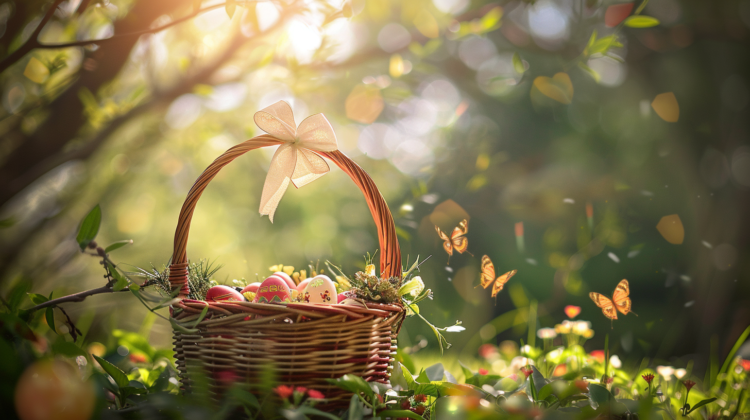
[610,355,622,368]
[675,368,687,379]
[537,328,558,339]
[657,366,675,380]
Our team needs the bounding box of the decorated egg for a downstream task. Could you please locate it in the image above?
[337,290,354,303]
[296,278,313,292]
[302,275,337,304]
[206,285,245,302]
[273,272,297,290]
[255,276,291,304]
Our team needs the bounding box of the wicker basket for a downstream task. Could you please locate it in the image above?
[167,135,404,409]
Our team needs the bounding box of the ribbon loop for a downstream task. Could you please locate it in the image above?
[255,101,338,221]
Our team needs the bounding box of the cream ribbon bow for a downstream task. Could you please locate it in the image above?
[255,101,338,222]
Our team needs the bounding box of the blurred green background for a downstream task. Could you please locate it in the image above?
[1,0,749,374]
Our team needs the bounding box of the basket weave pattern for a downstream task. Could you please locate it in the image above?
[168,135,404,408]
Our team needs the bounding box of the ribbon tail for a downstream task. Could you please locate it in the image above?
[291,148,330,188]
[259,144,296,222]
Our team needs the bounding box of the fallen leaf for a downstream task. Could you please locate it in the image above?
[656,214,684,244]
[651,92,679,122]
[533,73,574,104]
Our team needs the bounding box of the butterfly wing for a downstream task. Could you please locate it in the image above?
[480,255,495,289]
[589,292,618,320]
[612,279,632,315]
[491,270,517,298]
[450,219,469,254]
[435,225,453,255]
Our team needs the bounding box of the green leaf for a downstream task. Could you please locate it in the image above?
[327,374,374,401]
[28,293,48,305]
[295,406,342,420]
[228,387,260,409]
[169,317,199,334]
[512,52,525,74]
[190,305,210,328]
[46,307,56,333]
[76,205,101,250]
[104,240,133,253]
[687,398,717,414]
[588,384,613,406]
[624,16,660,28]
[8,280,32,312]
[119,385,147,399]
[479,6,503,32]
[348,394,363,420]
[538,382,554,401]
[51,339,87,359]
[24,57,50,84]
[108,263,128,291]
[93,355,129,389]
[378,410,424,419]
[719,325,750,375]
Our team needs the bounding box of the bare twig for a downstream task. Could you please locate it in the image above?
[26,285,128,313]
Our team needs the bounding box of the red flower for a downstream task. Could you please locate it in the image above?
[129,353,147,363]
[414,394,427,403]
[520,366,533,379]
[307,389,325,399]
[740,359,750,372]
[274,385,294,399]
[478,368,489,375]
[295,386,308,394]
[642,373,655,385]
[683,380,696,391]
[478,344,498,359]
[412,405,426,415]
[564,305,581,319]
[574,380,589,392]
[602,375,614,385]
[590,350,605,363]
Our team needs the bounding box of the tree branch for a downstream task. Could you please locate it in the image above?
[26,285,128,312]
[0,0,64,73]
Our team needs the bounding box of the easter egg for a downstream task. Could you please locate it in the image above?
[337,291,354,303]
[255,276,291,304]
[296,278,313,292]
[206,285,245,302]
[273,272,297,290]
[302,275,337,304]
[241,283,261,294]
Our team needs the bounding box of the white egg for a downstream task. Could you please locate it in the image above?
[302,275,337,304]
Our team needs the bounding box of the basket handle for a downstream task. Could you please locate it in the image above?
[168,135,402,297]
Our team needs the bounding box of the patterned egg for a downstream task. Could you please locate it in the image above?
[273,272,297,290]
[240,282,261,302]
[302,275,337,304]
[255,276,291,304]
[206,285,245,302]
[337,290,354,303]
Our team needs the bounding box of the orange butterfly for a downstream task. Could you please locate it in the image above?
[479,255,517,299]
[589,279,637,327]
[435,219,470,263]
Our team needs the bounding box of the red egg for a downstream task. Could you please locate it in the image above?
[273,272,297,290]
[205,285,245,302]
[296,278,313,292]
[255,276,291,304]
[241,283,261,294]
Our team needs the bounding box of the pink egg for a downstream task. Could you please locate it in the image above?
[205,285,245,302]
[302,275,337,304]
[296,278,313,292]
[273,272,297,290]
[337,291,354,303]
[240,283,261,294]
[255,276,291,304]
